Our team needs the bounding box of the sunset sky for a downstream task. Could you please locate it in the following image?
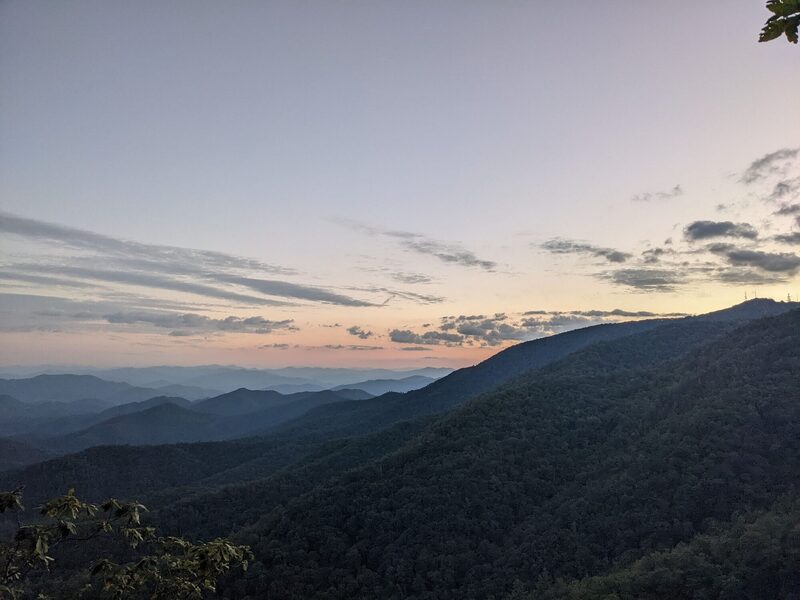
[1,1,799,369]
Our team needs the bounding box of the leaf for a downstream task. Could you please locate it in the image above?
[786,15,800,42]
[760,17,788,42]
[767,0,800,17]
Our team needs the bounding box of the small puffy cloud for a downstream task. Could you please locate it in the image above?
[684,221,759,241]
[630,184,683,203]
[541,239,632,264]
[347,325,374,339]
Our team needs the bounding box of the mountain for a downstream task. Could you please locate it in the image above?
[150,317,737,543]
[0,437,52,471]
[0,374,213,406]
[1,300,791,512]
[191,388,291,416]
[42,388,373,454]
[331,375,437,395]
[53,404,222,451]
[0,394,112,437]
[224,308,800,599]
[39,365,454,393]
[95,395,193,419]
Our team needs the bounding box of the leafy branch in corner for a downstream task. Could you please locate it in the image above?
[0,488,252,599]
[760,0,800,43]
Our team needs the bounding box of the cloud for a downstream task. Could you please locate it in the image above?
[541,238,632,263]
[604,268,684,291]
[337,219,497,271]
[0,211,293,275]
[740,147,799,184]
[260,343,290,350]
[215,274,375,307]
[399,346,428,352]
[388,329,464,346]
[21,265,294,306]
[320,344,383,351]
[713,268,789,285]
[399,239,496,270]
[630,184,683,203]
[775,203,800,216]
[567,308,688,318]
[767,177,800,202]
[641,247,677,264]
[684,221,759,241]
[713,248,800,273]
[104,311,297,334]
[390,271,434,284]
[347,325,374,339]
[775,231,800,244]
[352,287,444,305]
[0,293,297,335]
[0,211,375,308]
[707,243,800,275]
[0,271,98,289]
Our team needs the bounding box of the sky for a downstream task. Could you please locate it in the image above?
[1,1,799,369]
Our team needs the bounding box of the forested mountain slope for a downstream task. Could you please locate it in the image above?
[146,318,736,544]
[225,309,800,600]
[540,495,800,600]
[266,300,797,443]
[1,302,795,542]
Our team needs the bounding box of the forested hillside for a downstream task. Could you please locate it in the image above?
[220,309,800,599]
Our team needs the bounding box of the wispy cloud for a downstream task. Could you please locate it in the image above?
[0,211,294,275]
[740,147,799,184]
[541,238,632,263]
[389,271,434,284]
[767,176,800,202]
[336,219,497,271]
[104,311,296,335]
[630,184,683,203]
[1,211,375,308]
[603,268,685,291]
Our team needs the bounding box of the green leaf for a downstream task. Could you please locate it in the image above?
[760,17,788,42]
[767,0,800,17]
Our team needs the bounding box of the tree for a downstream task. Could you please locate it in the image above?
[760,0,800,43]
[0,488,252,599]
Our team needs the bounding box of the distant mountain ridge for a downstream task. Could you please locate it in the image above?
[0,374,213,405]
[331,375,436,396]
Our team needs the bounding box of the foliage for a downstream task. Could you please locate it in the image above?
[539,496,800,599]
[760,0,800,43]
[0,488,251,599]
[219,312,800,599]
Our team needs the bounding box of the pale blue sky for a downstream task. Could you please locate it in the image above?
[1,1,799,367]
